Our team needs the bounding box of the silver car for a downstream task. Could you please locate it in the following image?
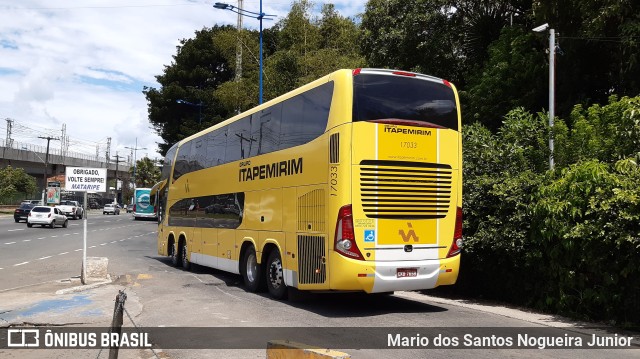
[27,206,68,228]
[103,203,120,215]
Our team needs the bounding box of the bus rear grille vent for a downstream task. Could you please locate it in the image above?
[297,189,325,232]
[359,160,453,219]
[329,133,339,163]
[297,235,326,284]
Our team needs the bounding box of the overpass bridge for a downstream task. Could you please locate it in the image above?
[0,138,133,201]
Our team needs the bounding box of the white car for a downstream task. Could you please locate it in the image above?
[27,206,68,228]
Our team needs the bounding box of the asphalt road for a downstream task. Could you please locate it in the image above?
[0,210,156,291]
[0,212,637,359]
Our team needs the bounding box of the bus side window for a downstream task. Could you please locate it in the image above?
[225,117,252,163]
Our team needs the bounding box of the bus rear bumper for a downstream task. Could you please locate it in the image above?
[330,254,460,293]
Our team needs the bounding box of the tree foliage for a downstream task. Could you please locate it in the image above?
[143,26,236,155]
[458,97,640,326]
[0,166,37,204]
[130,157,161,188]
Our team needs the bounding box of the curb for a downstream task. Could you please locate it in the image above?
[55,277,113,295]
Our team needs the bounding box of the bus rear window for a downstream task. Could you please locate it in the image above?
[353,74,458,131]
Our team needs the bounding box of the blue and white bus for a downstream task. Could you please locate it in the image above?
[132,188,157,220]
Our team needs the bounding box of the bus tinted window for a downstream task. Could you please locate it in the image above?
[225,117,252,163]
[280,82,333,149]
[161,144,178,182]
[250,105,282,157]
[353,74,458,131]
[173,141,191,180]
[191,138,206,172]
[205,128,227,168]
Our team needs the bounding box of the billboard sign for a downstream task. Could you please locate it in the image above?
[64,167,107,192]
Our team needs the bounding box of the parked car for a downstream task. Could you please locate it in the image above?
[89,202,100,209]
[14,203,36,223]
[27,206,68,228]
[103,203,120,215]
[21,199,43,205]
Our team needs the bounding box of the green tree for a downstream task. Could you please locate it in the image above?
[265,0,363,96]
[0,166,37,204]
[462,27,547,128]
[532,0,640,119]
[360,0,464,83]
[143,26,236,155]
[130,157,161,188]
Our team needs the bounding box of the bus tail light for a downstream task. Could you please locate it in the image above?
[447,207,463,258]
[133,204,136,212]
[334,205,365,260]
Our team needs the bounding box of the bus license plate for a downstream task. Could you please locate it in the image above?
[397,268,417,278]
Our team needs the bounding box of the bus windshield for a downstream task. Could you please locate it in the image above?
[352,73,458,131]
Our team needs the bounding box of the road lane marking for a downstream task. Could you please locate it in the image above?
[119,239,126,241]
[37,237,45,240]
[58,252,69,255]
[8,228,24,232]
[14,262,29,266]
[75,249,82,252]
[73,233,79,235]
[63,234,71,236]
[110,241,117,243]
[5,242,16,245]
[51,235,58,238]
[89,245,96,248]
[38,256,52,260]
[100,243,107,246]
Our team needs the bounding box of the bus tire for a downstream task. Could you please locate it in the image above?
[170,241,179,267]
[181,240,190,270]
[266,250,287,300]
[242,247,264,292]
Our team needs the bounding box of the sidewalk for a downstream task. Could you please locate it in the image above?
[0,276,161,359]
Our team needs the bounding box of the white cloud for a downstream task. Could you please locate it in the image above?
[0,0,366,160]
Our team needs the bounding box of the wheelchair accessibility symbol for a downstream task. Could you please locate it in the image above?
[364,230,375,242]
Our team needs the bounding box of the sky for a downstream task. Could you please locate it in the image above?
[0,0,366,163]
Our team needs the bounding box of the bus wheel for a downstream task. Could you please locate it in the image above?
[266,250,287,299]
[181,241,190,270]
[170,241,179,267]
[242,247,264,292]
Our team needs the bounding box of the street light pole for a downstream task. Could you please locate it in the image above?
[533,23,556,170]
[259,0,263,104]
[214,1,275,105]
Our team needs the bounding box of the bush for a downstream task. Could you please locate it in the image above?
[455,97,640,327]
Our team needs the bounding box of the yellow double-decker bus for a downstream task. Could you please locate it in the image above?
[155,68,463,299]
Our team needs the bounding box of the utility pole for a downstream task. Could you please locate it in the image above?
[112,153,125,204]
[61,124,68,159]
[235,0,243,82]
[106,137,111,163]
[125,138,147,189]
[38,135,60,202]
[5,118,13,148]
